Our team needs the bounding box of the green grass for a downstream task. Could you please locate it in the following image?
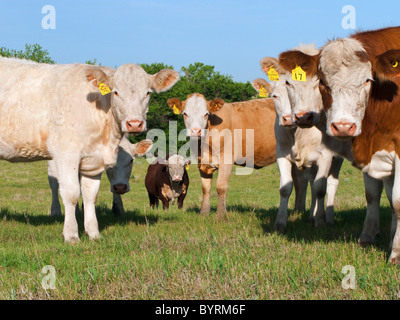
[0,158,399,300]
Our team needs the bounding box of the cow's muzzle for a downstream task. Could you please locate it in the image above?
[294,111,314,128]
[126,120,144,133]
[330,122,357,138]
[113,183,128,194]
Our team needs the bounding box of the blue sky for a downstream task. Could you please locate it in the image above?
[0,0,399,82]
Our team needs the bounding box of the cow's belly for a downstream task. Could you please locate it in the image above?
[0,136,51,162]
[362,150,395,180]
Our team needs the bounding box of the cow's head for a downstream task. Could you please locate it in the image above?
[278,45,322,128]
[106,136,153,194]
[318,38,373,138]
[258,57,294,127]
[86,64,180,134]
[165,154,190,182]
[167,93,224,137]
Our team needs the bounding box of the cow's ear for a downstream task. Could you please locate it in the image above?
[85,68,113,90]
[151,69,180,93]
[252,78,272,96]
[278,50,318,76]
[373,49,400,82]
[132,139,153,157]
[167,98,184,114]
[260,57,283,75]
[208,98,225,113]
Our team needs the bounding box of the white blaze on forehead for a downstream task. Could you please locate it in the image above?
[319,38,372,136]
[320,38,372,88]
[183,94,209,130]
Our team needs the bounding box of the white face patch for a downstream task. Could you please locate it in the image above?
[182,95,210,137]
[270,74,294,127]
[167,154,188,182]
[319,38,373,137]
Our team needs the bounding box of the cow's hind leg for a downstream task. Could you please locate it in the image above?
[293,165,308,213]
[388,156,400,264]
[80,173,102,240]
[148,193,158,209]
[48,161,62,217]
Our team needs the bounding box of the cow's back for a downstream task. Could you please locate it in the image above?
[206,98,276,168]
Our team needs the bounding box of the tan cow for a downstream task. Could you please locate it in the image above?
[0,57,179,243]
[167,94,276,217]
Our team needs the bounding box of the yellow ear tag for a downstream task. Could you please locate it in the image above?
[259,85,268,98]
[292,65,306,82]
[185,164,190,170]
[98,82,111,95]
[172,104,180,115]
[392,61,398,68]
[268,67,280,81]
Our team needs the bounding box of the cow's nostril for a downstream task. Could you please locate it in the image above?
[113,184,128,194]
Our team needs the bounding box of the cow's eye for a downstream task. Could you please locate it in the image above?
[183,112,188,118]
[204,112,210,118]
[285,81,293,89]
[129,159,134,164]
[114,91,119,97]
[146,91,151,97]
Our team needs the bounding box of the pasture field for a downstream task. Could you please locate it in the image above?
[0,158,399,300]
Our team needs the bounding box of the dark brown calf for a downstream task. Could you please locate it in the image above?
[145,155,190,210]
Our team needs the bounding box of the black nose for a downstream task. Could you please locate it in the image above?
[113,184,128,194]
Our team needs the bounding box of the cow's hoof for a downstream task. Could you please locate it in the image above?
[389,252,400,265]
[358,234,376,247]
[326,213,335,225]
[87,231,102,241]
[215,211,227,221]
[199,209,210,216]
[273,223,287,234]
[64,235,80,244]
[314,218,326,228]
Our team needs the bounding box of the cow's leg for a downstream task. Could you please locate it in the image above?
[312,153,333,228]
[388,157,400,264]
[308,166,317,222]
[148,192,157,209]
[200,170,213,215]
[56,158,81,243]
[325,156,344,225]
[293,165,308,213]
[112,193,126,216]
[48,160,62,217]
[274,157,294,233]
[161,196,170,210]
[215,163,233,218]
[80,173,102,240]
[177,192,187,209]
[359,173,383,246]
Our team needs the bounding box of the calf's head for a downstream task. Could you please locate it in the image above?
[165,154,190,182]
[258,57,294,127]
[106,136,153,194]
[86,64,180,134]
[318,38,373,138]
[278,45,322,128]
[167,94,224,137]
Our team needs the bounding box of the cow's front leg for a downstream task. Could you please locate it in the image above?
[200,170,213,215]
[215,163,233,218]
[359,173,383,246]
[325,156,344,225]
[293,165,308,213]
[274,157,294,233]
[112,193,126,216]
[56,158,81,243]
[388,156,400,264]
[80,173,102,240]
[312,152,333,228]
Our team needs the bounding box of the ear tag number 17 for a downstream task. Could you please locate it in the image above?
[292,66,306,82]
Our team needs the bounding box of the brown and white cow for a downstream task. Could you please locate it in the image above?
[0,57,179,243]
[258,49,344,230]
[48,136,153,217]
[167,94,276,217]
[315,26,400,264]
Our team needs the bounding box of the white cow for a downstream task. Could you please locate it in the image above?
[48,136,153,217]
[0,57,179,242]
[255,53,344,231]
[277,44,383,245]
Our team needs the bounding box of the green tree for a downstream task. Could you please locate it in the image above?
[0,43,55,64]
